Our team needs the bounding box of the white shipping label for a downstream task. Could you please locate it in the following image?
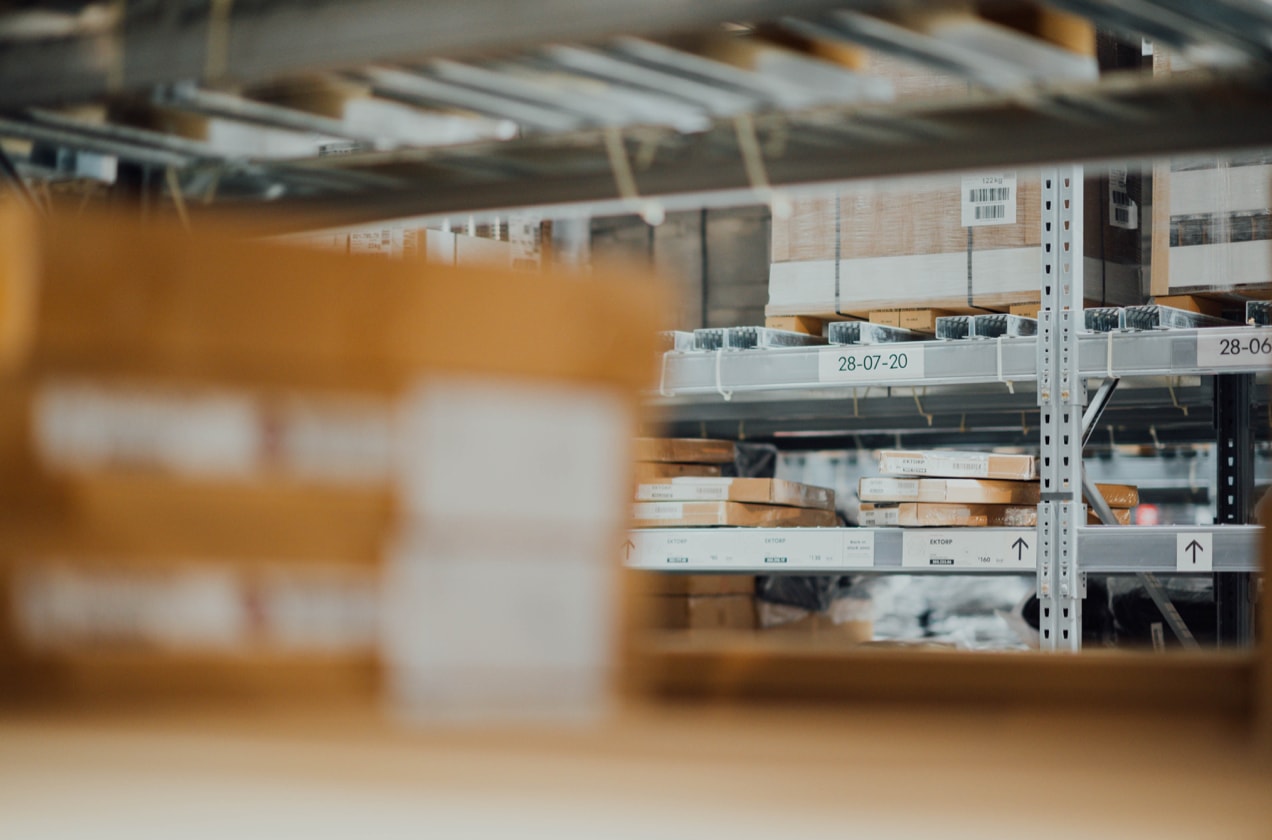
[902,529,1035,570]
[818,345,925,384]
[1109,167,1139,230]
[1197,330,1272,370]
[881,453,990,478]
[858,507,899,526]
[399,379,628,530]
[859,477,920,500]
[961,172,1017,227]
[633,502,684,520]
[635,478,733,502]
[34,382,261,476]
[1176,532,1213,573]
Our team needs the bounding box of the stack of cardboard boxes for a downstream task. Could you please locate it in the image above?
[632,438,838,528]
[858,449,1138,526]
[0,204,665,720]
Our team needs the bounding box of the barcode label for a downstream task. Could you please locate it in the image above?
[1109,167,1138,230]
[961,172,1017,227]
[969,187,1011,203]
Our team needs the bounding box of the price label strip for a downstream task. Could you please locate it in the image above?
[818,345,926,384]
[1197,330,1272,370]
[627,530,874,571]
[901,529,1035,570]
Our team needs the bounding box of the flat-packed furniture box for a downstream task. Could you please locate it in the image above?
[636,477,834,510]
[0,202,666,717]
[632,501,838,528]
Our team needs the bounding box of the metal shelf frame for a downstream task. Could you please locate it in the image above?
[627,525,1262,575]
[652,327,1272,399]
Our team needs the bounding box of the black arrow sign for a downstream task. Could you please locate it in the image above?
[1184,539,1204,564]
[622,539,635,561]
[1012,537,1029,560]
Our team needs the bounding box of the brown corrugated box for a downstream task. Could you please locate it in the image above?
[877,450,1036,481]
[0,204,667,705]
[650,595,757,632]
[640,574,756,597]
[769,49,1141,316]
[636,478,835,510]
[860,502,1132,527]
[758,598,872,645]
[634,462,724,482]
[632,501,838,528]
[634,438,736,464]
[859,477,1138,508]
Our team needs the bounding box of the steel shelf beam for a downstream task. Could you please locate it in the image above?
[206,70,1272,230]
[626,525,1262,574]
[652,328,1272,398]
[0,0,866,109]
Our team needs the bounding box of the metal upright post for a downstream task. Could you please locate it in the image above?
[1036,166,1087,651]
[1214,372,1255,646]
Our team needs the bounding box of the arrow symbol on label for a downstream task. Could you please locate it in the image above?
[1184,539,1204,564]
[1012,537,1029,560]
[622,539,635,561]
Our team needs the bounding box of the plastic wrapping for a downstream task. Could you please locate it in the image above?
[1151,50,1272,296]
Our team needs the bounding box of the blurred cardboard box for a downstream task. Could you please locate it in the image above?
[758,598,872,645]
[0,203,667,717]
[860,477,1138,508]
[636,477,835,510]
[877,450,1037,481]
[650,595,756,632]
[633,501,838,528]
[633,462,724,482]
[859,502,1132,527]
[641,574,756,597]
[634,438,736,464]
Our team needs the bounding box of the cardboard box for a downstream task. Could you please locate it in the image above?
[0,204,667,713]
[636,478,835,510]
[650,595,756,632]
[640,574,756,597]
[768,52,1140,317]
[757,598,872,645]
[877,450,1036,481]
[634,438,736,464]
[859,502,1132,527]
[859,477,1138,509]
[634,462,724,482]
[1148,52,1272,297]
[633,501,838,528]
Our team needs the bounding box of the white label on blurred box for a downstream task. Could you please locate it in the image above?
[961,172,1017,227]
[398,378,629,530]
[859,477,920,500]
[635,478,733,501]
[34,382,261,477]
[632,502,684,520]
[382,531,614,722]
[15,563,248,650]
[277,397,393,483]
[14,561,378,654]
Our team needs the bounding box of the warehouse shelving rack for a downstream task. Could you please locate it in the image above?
[630,165,1266,651]
[1,2,1268,650]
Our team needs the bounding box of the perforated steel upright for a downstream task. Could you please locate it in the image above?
[1036,166,1086,651]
